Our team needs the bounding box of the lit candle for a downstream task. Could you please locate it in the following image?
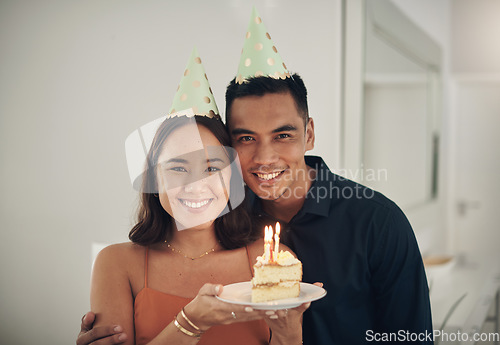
[268,225,274,262]
[274,222,281,259]
[264,226,272,262]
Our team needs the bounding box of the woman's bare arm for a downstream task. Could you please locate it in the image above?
[90,244,136,345]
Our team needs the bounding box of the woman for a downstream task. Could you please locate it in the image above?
[90,114,305,345]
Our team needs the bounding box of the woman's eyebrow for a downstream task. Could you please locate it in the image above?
[206,157,225,163]
[160,153,228,165]
[164,158,188,164]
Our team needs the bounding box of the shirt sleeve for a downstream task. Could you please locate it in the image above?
[368,202,434,344]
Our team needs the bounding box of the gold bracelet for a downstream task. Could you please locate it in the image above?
[173,317,201,338]
[181,308,204,333]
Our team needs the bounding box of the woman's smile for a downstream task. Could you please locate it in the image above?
[178,197,214,213]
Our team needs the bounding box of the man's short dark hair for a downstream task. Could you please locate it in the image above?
[225,73,309,128]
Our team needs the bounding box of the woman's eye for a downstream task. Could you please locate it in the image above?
[170,167,187,172]
[207,166,221,173]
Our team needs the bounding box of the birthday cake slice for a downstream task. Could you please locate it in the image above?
[251,250,302,303]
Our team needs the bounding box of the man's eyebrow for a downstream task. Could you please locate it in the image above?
[231,128,255,136]
[272,125,298,133]
[231,125,298,136]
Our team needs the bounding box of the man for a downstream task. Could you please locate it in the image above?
[224,74,433,344]
[223,10,431,342]
[78,8,432,345]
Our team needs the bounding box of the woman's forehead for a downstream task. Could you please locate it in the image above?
[158,123,222,160]
[157,148,230,170]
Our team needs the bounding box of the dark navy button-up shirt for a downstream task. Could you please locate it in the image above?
[248,156,433,345]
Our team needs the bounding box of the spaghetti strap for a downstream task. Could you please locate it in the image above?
[144,246,149,288]
[245,246,254,275]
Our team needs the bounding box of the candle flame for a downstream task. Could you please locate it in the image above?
[263,223,282,263]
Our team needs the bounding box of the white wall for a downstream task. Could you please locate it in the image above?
[448,0,500,255]
[390,0,451,48]
[387,1,451,255]
[364,82,430,209]
[343,0,450,255]
[0,1,341,344]
[451,0,500,74]
[391,0,500,257]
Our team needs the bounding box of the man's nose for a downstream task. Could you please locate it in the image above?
[253,141,279,166]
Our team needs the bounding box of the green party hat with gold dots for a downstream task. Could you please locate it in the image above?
[235,6,290,84]
[168,47,219,118]
[125,47,221,191]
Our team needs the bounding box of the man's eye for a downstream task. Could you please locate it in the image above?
[238,136,255,142]
[276,133,291,139]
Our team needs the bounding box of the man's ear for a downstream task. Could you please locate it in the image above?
[305,117,315,151]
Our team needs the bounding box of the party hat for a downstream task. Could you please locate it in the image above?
[125,47,220,190]
[235,6,290,84]
[168,46,219,117]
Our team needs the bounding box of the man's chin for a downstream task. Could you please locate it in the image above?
[251,186,287,201]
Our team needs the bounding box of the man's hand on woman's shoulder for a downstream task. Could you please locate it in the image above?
[77,311,127,345]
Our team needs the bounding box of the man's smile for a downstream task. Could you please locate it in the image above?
[252,169,286,182]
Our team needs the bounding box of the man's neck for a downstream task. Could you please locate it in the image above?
[261,165,316,223]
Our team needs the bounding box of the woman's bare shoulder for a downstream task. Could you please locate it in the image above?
[95,242,145,268]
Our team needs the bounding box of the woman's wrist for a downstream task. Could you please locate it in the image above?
[173,315,202,339]
[181,308,204,333]
[182,304,211,332]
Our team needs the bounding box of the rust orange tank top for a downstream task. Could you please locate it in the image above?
[134,247,270,345]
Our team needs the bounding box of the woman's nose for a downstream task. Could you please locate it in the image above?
[183,171,212,193]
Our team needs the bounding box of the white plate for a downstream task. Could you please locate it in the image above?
[216,282,327,310]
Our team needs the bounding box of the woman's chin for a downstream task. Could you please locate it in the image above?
[173,218,216,231]
[171,202,228,231]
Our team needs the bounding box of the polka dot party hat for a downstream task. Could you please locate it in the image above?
[168,46,219,118]
[235,6,290,84]
[124,47,221,191]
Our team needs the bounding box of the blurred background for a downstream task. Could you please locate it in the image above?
[1,0,499,344]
